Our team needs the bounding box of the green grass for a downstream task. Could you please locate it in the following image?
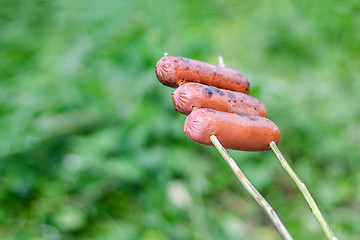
[0,0,359,239]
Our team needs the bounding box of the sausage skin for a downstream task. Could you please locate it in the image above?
[184,108,280,151]
[155,56,250,94]
[172,82,267,117]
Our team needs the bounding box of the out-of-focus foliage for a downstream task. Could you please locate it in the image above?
[0,0,359,239]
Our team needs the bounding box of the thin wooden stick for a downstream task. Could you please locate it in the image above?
[218,56,225,67]
[269,141,337,240]
[210,135,293,240]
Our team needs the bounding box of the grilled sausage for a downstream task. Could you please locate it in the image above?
[155,56,249,94]
[184,108,280,151]
[172,82,267,117]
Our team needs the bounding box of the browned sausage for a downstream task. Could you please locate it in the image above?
[172,82,267,117]
[184,108,280,151]
[155,56,250,94]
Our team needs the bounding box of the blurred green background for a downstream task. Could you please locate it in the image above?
[1,0,359,239]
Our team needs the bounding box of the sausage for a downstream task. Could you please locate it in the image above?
[184,108,280,151]
[155,56,250,94]
[172,82,267,117]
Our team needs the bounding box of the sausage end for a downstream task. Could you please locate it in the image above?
[155,56,179,88]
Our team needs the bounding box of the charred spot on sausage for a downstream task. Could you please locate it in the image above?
[205,109,216,113]
[246,115,259,121]
[180,57,190,63]
[212,87,224,96]
[227,92,235,99]
[204,88,213,97]
[236,72,244,78]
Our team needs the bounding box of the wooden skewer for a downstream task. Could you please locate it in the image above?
[210,135,293,240]
[269,141,337,240]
